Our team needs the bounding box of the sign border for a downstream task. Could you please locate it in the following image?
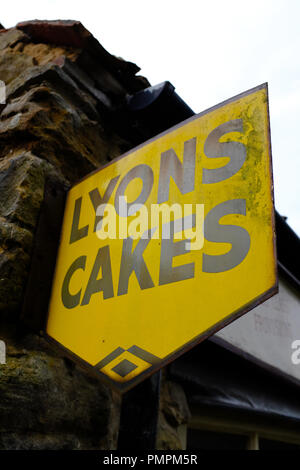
[44,82,278,393]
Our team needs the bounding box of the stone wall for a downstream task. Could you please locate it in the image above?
[157,374,191,450]
[0,20,190,450]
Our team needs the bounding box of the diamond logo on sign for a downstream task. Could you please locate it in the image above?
[94,345,159,380]
[46,84,277,392]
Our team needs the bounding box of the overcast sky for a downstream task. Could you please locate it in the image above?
[2,0,300,235]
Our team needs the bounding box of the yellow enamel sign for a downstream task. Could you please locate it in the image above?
[46,84,277,392]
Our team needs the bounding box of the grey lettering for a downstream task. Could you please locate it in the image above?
[89,175,120,231]
[159,218,195,285]
[203,120,246,183]
[117,229,155,296]
[157,137,196,203]
[69,197,89,244]
[81,246,114,304]
[203,199,250,272]
[115,165,153,216]
[61,256,86,308]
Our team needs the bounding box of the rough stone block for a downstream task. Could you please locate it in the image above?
[0,152,50,229]
[0,339,119,449]
[0,29,29,51]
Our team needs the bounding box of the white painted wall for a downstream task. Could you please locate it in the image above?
[214,275,300,383]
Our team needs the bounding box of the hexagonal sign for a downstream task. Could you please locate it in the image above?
[46,83,277,392]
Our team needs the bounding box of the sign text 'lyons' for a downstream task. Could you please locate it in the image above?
[46,84,277,392]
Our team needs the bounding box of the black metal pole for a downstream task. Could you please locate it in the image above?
[117,371,161,450]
